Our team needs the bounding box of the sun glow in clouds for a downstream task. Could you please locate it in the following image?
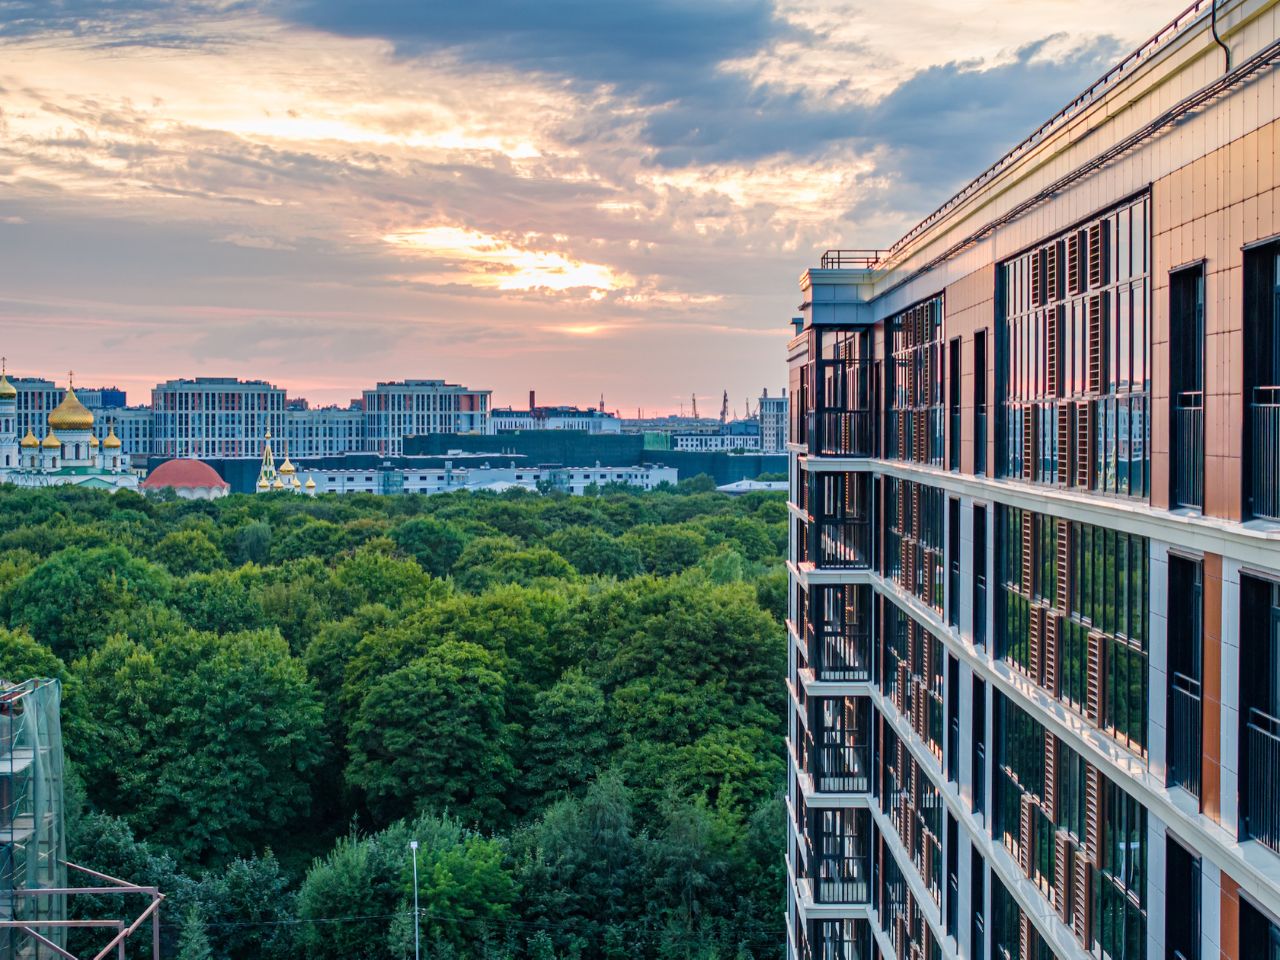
[382,225,631,294]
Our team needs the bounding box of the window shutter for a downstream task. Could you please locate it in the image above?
[1054,830,1074,922]
[1047,306,1061,397]
[1046,241,1061,302]
[1075,401,1094,489]
[1022,405,1035,480]
[1087,294,1106,394]
[1019,913,1033,960]
[1021,512,1034,597]
[1087,220,1109,289]
[1055,519,1071,610]
[1085,630,1105,724]
[1066,231,1084,295]
[1018,791,1035,874]
[1044,732,1058,820]
[1032,248,1046,307]
[1057,403,1072,485]
[1029,603,1044,684]
[1044,609,1060,694]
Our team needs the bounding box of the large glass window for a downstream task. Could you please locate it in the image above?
[997,196,1150,498]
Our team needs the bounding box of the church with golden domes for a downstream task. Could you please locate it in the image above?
[0,368,139,492]
[255,429,315,496]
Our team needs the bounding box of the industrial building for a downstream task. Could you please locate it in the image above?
[785,3,1280,960]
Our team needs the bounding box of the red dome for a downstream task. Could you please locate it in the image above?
[141,459,230,491]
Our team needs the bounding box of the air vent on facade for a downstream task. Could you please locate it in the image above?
[1018,791,1035,874]
[1021,513,1034,597]
[1045,241,1061,302]
[1085,630,1104,723]
[1022,408,1035,480]
[1045,610,1060,694]
[1032,248,1046,307]
[1057,407,1072,485]
[1054,830,1074,923]
[1044,732,1058,820]
[1055,520,1071,608]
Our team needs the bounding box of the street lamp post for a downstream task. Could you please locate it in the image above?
[409,840,420,960]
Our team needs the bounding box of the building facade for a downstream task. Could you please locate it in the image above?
[151,377,287,460]
[760,388,790,454]
[285,405,365,459]
[786,4,1280,960]
[363,380,492,455]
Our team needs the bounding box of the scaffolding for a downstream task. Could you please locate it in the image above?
[0,679,163,960]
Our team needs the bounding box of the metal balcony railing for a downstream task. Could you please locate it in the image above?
[816,743,871,793]
[811,628,871,682]
[1250,387,1280,519]
[1173,391,1203,509]
[1245,706,1280,853]
[817,410,875,457]
[814,851,871,903]
[1168,671,1202,796]
[816,519,872,569]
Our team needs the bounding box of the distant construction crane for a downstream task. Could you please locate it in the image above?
[691,393,699,419]
[720,390,729,424]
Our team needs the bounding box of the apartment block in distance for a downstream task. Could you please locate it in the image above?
[786,3,1280,960]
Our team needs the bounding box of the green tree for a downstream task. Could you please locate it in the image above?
[176,905,213,960]
[76,629,326,864]
[546,527,642,578]
[619,526,705,576]
[7,546,170,659]
[346,641,512,826]
[153,529,226,576]
[233,521,271,566]
[523,668,608,802]
[391,517,466,577]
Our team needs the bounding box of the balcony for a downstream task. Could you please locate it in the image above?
[1250,387,1280,520]
[1244,707,1280,853]
[1173,390,1203,510]
[1167,671,1201,797]
[815,518,872,569]
[816,411,876,457]
[813,847,871,904]
[815,742,871,794]
[811,626,871,683]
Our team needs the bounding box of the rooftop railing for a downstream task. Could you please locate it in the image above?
[819,250,887,269]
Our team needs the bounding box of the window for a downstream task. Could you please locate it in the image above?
[1093,775,1147,960]
[1170,265,1205,509]
[996,196,1150,497]
[1244,244,1280,519]
[948,497,960,627]
[1166,836,1200,960]
[973,504,988,647]
[975,329,988,475]
[949,337,962,471]
[1167,555,1202,797]
[972,675,987,818]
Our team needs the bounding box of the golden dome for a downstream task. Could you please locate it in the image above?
[257,477,270,490]
[271,478,284,490]
[304,476,316,490]
[19,429,38,449]
[0,374,15,400]
[103,426,122,449]
[42,431,61,449]
[279,458,296,476]
[47,388,94,431]
[89,433,100,448]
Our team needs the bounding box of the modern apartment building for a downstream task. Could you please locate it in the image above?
[285,404,365,459]
[151,377,287,460]
[786,3,1280,960]
[362,380,492,456]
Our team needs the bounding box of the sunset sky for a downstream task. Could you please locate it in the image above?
[0,0,1175,411]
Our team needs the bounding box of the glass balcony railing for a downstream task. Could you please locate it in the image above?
[1168,671,1201,797]
[1246,707,1280,853]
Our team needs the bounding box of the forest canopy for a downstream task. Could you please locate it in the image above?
[0,480,788,959]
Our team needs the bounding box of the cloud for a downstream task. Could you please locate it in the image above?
[217,232,296,250]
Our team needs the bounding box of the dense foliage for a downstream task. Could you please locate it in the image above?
[0,479,788,959]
